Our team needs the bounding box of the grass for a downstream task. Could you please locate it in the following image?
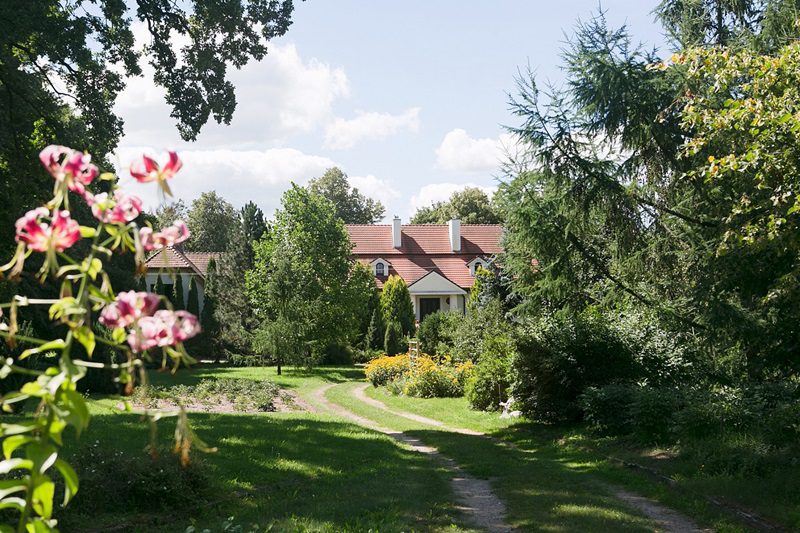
[64,365,472,532]
[327,381,660,532]
[360,383,776,532]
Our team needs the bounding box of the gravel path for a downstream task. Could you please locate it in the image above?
[353,383,708,533]
[312,383,515,532]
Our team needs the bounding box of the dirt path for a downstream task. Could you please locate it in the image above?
[353,383,708,533]
[312,383,515,532]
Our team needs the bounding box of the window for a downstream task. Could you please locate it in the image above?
[471,260,486,276]
[376,262,385,276]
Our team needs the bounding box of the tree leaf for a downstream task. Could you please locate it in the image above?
[54,459,78,506]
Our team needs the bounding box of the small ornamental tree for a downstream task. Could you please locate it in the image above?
[0,146,211,531]
[380,275,415,336]
[187,276,200,317]
[384,320,405,356]
[173,275,185,309]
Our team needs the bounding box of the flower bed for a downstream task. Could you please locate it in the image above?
[365,354,473,398]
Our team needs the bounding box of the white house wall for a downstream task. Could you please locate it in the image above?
[144,272,206,313]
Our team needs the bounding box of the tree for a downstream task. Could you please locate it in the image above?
[241,201,268,260]
[172,276,185,309]
[186,191,238,252]
[384,321,404,356]
[499,8,800,380]
[307,167,385,223]
[0,0,297,272]
[380,275,415,336]
[246,184,364,367]
[346,262,382,348]
[154,201,189,230]
[410,187,501,224]
[200,258,221,360]
[187,277,200,317]
[154,275,165,298]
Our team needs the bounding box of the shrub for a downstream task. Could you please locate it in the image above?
[384,320,405,356]
[62,443,209,521]
[512,309,639,422]
[352,348,383,364]
[322,343,353,365]
[402,356,473,398]
[465,356,511,411]
[365,355,410,386]
[580,383,637,435]
[452,299,514,362]
[417,311,459,354]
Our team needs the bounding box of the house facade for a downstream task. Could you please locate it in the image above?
[144,247,218,313]
[347,217,502,321]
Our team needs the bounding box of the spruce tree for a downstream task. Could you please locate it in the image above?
[187,277,200,317]
[154,275,164,300]
[380,275,415,336]
[172,276,185,309]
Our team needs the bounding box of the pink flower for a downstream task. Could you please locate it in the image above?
[139,220,190,251]
[39,145,98,197]
[100,291,160,329]
[91,191,143,224]
[15,209,80,253]
[126,309,200,353]
[129,151,182,184]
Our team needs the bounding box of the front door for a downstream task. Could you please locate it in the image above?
[419,297,441,321]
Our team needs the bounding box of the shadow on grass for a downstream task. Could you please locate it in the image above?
[404,428,658,533]
[60,411,459,532]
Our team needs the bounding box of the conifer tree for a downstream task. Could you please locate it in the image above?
[187,277,200,317]
[172,276,185,309]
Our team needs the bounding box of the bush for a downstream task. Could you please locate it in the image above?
[365,354,473,398]
[580,383,637,435]
[322,344,353,365]
[465,356,511,411]
[512,309,639,422]
[452,299,514,362]
[384,321,405,356]
[62,443,209,521]
[365,355,410,386]
[417,311,459,355]
[401,356,473,398]
[352,348,383,364]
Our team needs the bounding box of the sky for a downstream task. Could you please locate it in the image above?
[113,1,668,222]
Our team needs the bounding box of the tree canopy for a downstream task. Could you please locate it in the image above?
[411,187,501,224]
[186,191,238,252]
[307,167,385,224]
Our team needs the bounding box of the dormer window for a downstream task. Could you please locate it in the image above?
[371,258,390,277]
[468,257,488,277]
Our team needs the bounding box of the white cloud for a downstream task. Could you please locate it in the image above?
[409,182,497,218]
[348,174,400,218]
[435,128,519,174]
[113,146,336,215]
[115,37,350,148]
[323,108,420,149]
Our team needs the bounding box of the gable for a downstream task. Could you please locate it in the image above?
[407,271,466,295]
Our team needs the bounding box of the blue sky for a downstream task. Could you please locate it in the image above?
[115,1,667,221]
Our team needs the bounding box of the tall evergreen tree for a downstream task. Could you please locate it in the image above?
[172,276,185,309]
[187,277,200,317]
[380,276,415,336]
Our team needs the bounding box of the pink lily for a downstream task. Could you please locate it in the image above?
[139,220,190,251]
[15,209,80,253]
[129,151,182,196]
[39,145,99,200]
[91,191,143,224]
[100,291,161,329]
[126,309,200,353]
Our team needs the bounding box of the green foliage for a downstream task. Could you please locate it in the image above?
[186,191,238,252]
[154,274,165,297]
[511,309,639,422]
[451,299,514,363]
[411,187,501,224]
[173,276,185,310]
[198,258,221,358]
[307,167,385,224]
[384,321,405,356]
[465,356,512,411]
[417,311,459,355]
[247,185,366,366]
[379,275,415,336]
[187,277,200,317]
[154,200,188,231]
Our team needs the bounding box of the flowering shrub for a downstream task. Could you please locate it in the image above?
[365,354,473,398]
[0,145,209,531]
[364,354,410,386]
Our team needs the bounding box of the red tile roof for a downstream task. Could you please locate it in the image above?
[347,224,502,289]
[144,247,219,277]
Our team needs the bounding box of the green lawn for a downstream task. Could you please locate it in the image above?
[53,364,785,531]
[65,366,471,532]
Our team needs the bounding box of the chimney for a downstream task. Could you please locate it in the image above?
[392,216,402,248]
[448,218,461,252]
